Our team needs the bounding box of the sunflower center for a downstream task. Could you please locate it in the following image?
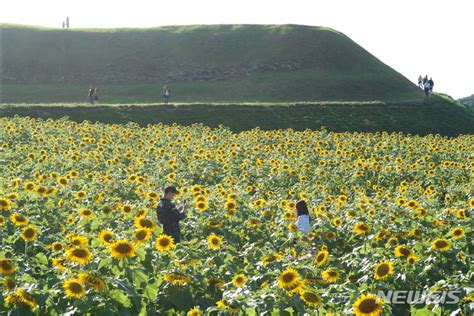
[72,249,88,258]
[159,238,170,247]
[69,282,83,293]
[116,243,132,253]
[1,261,13,270]
[328,271,338,277]
[435,240,448,248]
[282,273,295,283]
[303,292,319,303]
[358,298,377,313]
[211,238,219,245]
[24,228,35,238]
[140,219,153,228]
[136,231,147,240]
[377,264,389,276]
[317,253,325,262]
[104,234,113,242]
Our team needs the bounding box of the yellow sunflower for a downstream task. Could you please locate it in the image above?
[75,191,86,200]
[0,198,12,211]
[10,213,29,226]
[406,255,419,265]
[23,182,36,192]
[207,233,223,250]
[374,261,394,280]
[187,306,201,316]
[78,208,93,219]
[49,242,65,252]
[21,226,38,242]
[52,257,67,270]
[225,200,237,210]
[353,294,384,316]
[121,204,133,215]
[315,250,329,267]
[300,290,322,307]
[394,245,412,258]
[0,259,15,275]
[99,230,114,245]
[63,279,86,299]
[195,200,208,212]
[322,269,340,283]
[5,289,37,309]
[110,240,136,259]
[133,228,152,244]
[77,273,106,291]
[278,268,300,289]
[354,222,371,234]
[450,227,465,239]
[155,235,175,252]
[66,247,93,265]
[135,217,155,230]
[0,215,5,226]
[3,277,16,292]
[163,273,191,286]
[232,274,246,287]
[431,238,451,252]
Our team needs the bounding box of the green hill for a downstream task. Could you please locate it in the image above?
[1,23,423,103]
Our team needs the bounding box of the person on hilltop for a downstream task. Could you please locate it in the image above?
[87,86,95,104]
[428,77,434,96]
[93,87,99,102]
[66,17,70,28]
[423,80,431,97]
[418,75,423,88]
[156,186,188,243]
[163,85,171,104]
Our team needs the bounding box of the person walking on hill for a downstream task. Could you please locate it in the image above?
[93,87,99,102]
[156,186,188,243]
[66,17,70,28]
[87,86,95,104]
[423,80,431,97]
[423,75,428,85]
[428,77,434,96]
[418,75,423,88]
[163,85,171,104]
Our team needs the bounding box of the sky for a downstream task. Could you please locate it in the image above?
[1,0,473,99]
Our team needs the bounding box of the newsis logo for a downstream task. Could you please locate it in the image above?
[376,290,463,305]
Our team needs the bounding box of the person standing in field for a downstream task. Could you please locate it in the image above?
[156,186,188,243]
[66,17,70,28]
[295,200,311,235]
[163,85,171,104]
[87,86,95,104]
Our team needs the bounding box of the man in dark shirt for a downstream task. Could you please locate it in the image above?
[156,186,188,243]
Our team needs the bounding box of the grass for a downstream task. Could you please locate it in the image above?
[1,96,473,136]
[2,24,421,103]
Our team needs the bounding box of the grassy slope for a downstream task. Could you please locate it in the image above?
[1,24,422,103]
[1,96,473,136]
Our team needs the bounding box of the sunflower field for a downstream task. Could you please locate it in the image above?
[0,116,473,315]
